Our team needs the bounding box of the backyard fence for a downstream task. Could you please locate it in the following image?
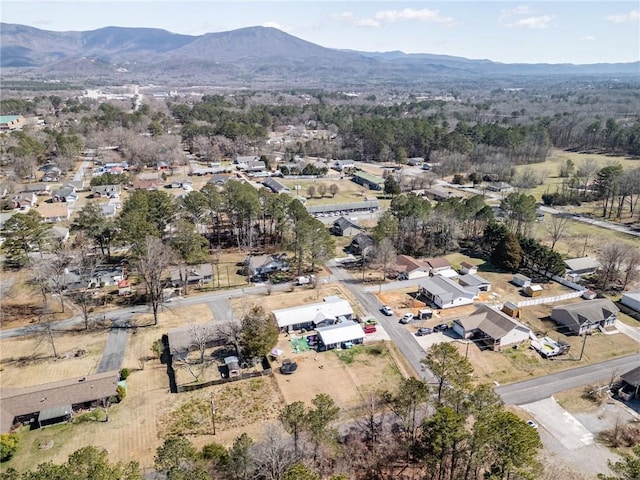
[516,290,584,308]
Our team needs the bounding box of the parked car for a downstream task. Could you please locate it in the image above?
[415,327,433,336]
[400,313,415,324]
[364,324,377,334]
[526,420,538,429]
[380,305,393,316]
[434,323,448,332]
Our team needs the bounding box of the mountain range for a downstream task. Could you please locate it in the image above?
[1,23,638,87]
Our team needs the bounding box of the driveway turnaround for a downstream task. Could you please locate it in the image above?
[522,397,593,450]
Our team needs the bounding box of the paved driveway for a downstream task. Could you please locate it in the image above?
[522,397,593,450]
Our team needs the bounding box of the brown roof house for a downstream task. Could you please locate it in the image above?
[37,203,70,223]
[425,257,457,278]
[394,255,431,280]
[0,371,120,433]
[550,299,619,336]
[452,304,531,351]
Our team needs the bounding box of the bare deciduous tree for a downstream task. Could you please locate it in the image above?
[188,323,215,364]
[251,425,297,480]
[598,241,628,289]
[547,213,571,250]
[372,238,397,290]
[135,237,176,325]
[317,183,327,198]
[621,246,640,289]
[217,320,243,357]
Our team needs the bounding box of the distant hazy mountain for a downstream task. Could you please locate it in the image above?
[1,23,638,86]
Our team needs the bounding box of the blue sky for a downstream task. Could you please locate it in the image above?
[3,1,639,64]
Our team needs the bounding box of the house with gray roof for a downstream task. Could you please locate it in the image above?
[262,177,289,194]
[564,257,601,277]
[452,304,531,350]
[621,290,640,313]
[51,187,78,202]
[618,365,640,400]
[458,274,492,293]
[332,217,362,237]
[419,275,476,309]
[0,371,120,433]
[91,185,122,198]
[550,299,619,335]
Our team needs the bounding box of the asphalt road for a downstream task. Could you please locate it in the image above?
[326,259,436,383]
[495,353,640,405]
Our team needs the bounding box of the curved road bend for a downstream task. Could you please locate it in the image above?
[496,353,640,405]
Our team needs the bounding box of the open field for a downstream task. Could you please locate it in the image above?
[278,177,376,206]
[514,149,639,202]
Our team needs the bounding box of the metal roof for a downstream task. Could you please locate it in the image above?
[316,321,364,345]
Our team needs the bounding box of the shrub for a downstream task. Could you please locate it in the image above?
[0,433,19,462]
[116,385,127,402]
[119,368,130,380]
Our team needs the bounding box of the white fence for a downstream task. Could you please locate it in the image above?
[516,290,584,307]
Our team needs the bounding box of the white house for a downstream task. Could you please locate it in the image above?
[452,304,531,351]
[458,262,478,275]
[316,321,364,350]
[419,276,476,309]
[272,297,354,332]
[425,258,458,278]
[394,255,431,280]
[621,290,640,313]
[458,274,492,293]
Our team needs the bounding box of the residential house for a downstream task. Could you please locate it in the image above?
[524,284,544,297]
[351,171,384,190]
[486,182,512,192]
[425,258,457,278]
[262,177,289,194]
[132,180,159,191]
[334,159,355,171]
[67,180,88,192]
[332,217,362,237]
[394,255,431,280]
[117,279,131,296]
[10,193,38,209]
[348,233,374,257]
[41,168,61,182]
[307,199,380,217]
[170,264,213,286]
[316,321,365,351]
[51,187,78,203]
[621,290,640,313]
[452,304,531,351]
[564,257,601,280]
[618,365,640,400]
[458,274,492,293]
[422,185,464,201]
[245,254,289,278]
[550,299,619,335]
[459,262,478,275]
[91,185,122,198]
[208,174,232,187]
[272,296,354,332]
[19,183,51,196]
[0,371,120,433]
[407,157,424,166]
[512,274,531,287]
[419,276,476,309]
[37,203,70,223]
[235,155,260,164]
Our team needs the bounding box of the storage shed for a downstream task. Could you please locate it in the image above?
[512,274,531,287]
[524,284,543,297]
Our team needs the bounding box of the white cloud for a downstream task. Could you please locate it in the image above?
[505,15,555,29]
[334,8,456,28]
[605,10,640,23]
[262,21,293,33]
[499,5,532,19]
[581,35,595,41]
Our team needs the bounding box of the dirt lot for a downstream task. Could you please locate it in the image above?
[272,339,404,414]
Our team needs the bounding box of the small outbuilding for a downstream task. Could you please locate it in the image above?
[618,366,640,400]
[501,301,521,318]
[224,356,240,378]
[524,284,543,297]
[512,274,531,288]
[458,262,478,275]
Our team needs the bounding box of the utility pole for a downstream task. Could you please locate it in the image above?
[578,322,591,361]
[210,392,216,435]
